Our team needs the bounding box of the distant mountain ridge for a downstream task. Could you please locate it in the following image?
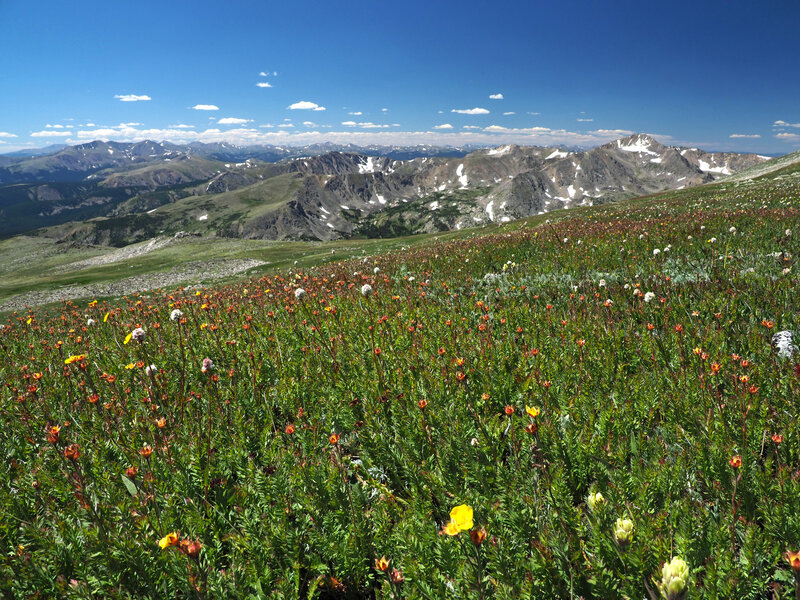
[0,134,771,244]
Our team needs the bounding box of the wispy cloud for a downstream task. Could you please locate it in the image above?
[302,121,318,127]
[381,108,389,112]
[341,121,389,128]
[217,117,252,125]
[31,130,72,137]
[0,131,18,138]
[168,124,195,129]
[576,118,594,122]
[489,93,504,100]
[729,134,761,139]
[452,107,490,115]
[462,125,480,130]
[773,120,800,128]
[776,132,800,140]
[191,104,219,111]
[288,101,326,111]
[591,129,634,136]
[348,111,363,116]
[114,94,151,102]
[503,112,515,116]
[45,124,72,129]
[433,124,453,129]
[256,82,272,88]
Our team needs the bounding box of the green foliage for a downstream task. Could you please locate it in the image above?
[0,172,799,597]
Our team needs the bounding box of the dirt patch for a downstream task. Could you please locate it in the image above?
[0,258,266,313]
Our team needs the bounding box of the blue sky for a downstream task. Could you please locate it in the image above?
[1,0,798,154]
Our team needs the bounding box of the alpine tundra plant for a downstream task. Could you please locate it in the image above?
[0,173,799,598]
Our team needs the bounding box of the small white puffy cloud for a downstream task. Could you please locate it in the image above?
[591,129,634,136]
[503,112,515,116]
[433,123,453,129]
[256,82,272,88]
[288,101,326,111]
[278,123,294,128]
[776,132,800,140]
[259,71,267,77]
[341,121,388,128]
[484,125,551,134]
[45,124,70,129]
[348,111,363,116]
[31,130,71,137]
[381,108,388,112]
[191,104,219,111]
[218,117,252,125]
[489,93,504,100]
[462,125,480,130]
[729,134,761,139]
[452,107,490,115]
[0,131,18,138]
[773,120,800,128]
[576,118,594,122]
[169,124,195,129]
[302,121,317,127]
[115,94,151,102]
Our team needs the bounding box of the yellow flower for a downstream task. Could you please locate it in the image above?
[449,504,474,532]
[26,317,32,325]
[103,312,110,322]
[88,300,97,307]
[525,405,540,418]
[125,363,135,370]
[158,532,179,549]
[443,520,461,536]
[64,354,87,364]
[614,518,634,546]
[123,332,132,345]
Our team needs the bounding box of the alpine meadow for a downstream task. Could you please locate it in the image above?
[2,0,800,598]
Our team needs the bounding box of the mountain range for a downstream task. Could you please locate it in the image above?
[0,135,772,245]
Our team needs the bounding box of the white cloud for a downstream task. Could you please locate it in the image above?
[288,101,326,111]
[31,130,71,137]
[527,112,540,116]
[484,125,550,134]
[302,121,317,127]
[191,104,219,111]
[256,82,272,88]
[489,93,504,100]
[115,94,151,102]
[83,122,96,127]
[381,108,388,112]
[341,121,388,128]
[434,124,453,129]
[259,71,267,77]
[729,134,761,139]
[0,131,18,138]
[776,132,800,140]
[591,129,634,136]
[348,111,363,116]
[576,118,594,122]
[773,120,800,128]
[278,124,295,128]
[65,122,659,151]
[503,112,515,116]
[218,117,252,125]
[452,107,490,115]
[168,124,195,129]
[45,124,71,129]
[462,125,480,130]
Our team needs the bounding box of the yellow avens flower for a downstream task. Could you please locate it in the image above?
[526,405,540,418]
[158,532,179,549]
[103,312,110,322]
[64,354,87,364]
[123,332,132,344]
[125,363,135,370]
[443,520,461,536]
[449,504,473,532]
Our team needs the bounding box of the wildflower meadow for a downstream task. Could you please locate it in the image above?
[1,174,799,598]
